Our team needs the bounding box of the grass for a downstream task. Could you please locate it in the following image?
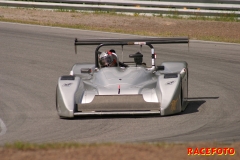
[1,5,239,22]
[163,11,239,22]
[2,141,239,150]
[56,8,77,13]
[50,6,240,22]
[2,141,176,151]
[3,141,113,150]
[0,141,202,150]
[188,13,239,22]
[54,8,121,16]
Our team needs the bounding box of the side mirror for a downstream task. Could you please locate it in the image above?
[156,65,164,71]
[129,52,143,58]
[129,52,143,65]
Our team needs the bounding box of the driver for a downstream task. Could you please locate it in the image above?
[99,50,118,67]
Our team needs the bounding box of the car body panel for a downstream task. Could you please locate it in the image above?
[56,38,189,118]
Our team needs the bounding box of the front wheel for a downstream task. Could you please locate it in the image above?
[55,85,62,118]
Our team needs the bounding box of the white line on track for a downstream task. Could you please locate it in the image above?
[0,119,7,136]
[1,21,239,46]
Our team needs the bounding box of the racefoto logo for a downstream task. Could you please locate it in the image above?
[187,147,236,156]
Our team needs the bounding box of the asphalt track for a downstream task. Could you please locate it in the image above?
[0,22,240,144]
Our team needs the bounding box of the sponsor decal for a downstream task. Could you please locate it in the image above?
[63,83,72,87]
[170,98,178,111]
[118,85,120,94]
[134,42,146,45]
[166,81,175,85]
[187,147,235,156]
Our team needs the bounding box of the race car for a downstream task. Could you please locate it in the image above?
[56,37,189,118]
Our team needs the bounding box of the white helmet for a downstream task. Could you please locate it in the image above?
[99,51,117,67]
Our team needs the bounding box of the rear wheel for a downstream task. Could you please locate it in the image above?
[181,88,183,112]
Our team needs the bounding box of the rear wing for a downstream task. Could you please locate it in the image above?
[74,37,189,68]
[74,37,189,46]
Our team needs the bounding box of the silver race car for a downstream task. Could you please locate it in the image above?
[56,37,189,118]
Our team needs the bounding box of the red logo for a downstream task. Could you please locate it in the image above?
[187,147,235,156]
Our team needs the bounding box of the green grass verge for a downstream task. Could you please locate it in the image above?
[2,141,176,150]
[71,9,240,22]
[3,141,114,150]
[2,141,236,150]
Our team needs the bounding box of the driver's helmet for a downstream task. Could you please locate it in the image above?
[99,50,117,67]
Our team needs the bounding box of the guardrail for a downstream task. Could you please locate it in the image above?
[0,0,239,17]
[137,0,240,4]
